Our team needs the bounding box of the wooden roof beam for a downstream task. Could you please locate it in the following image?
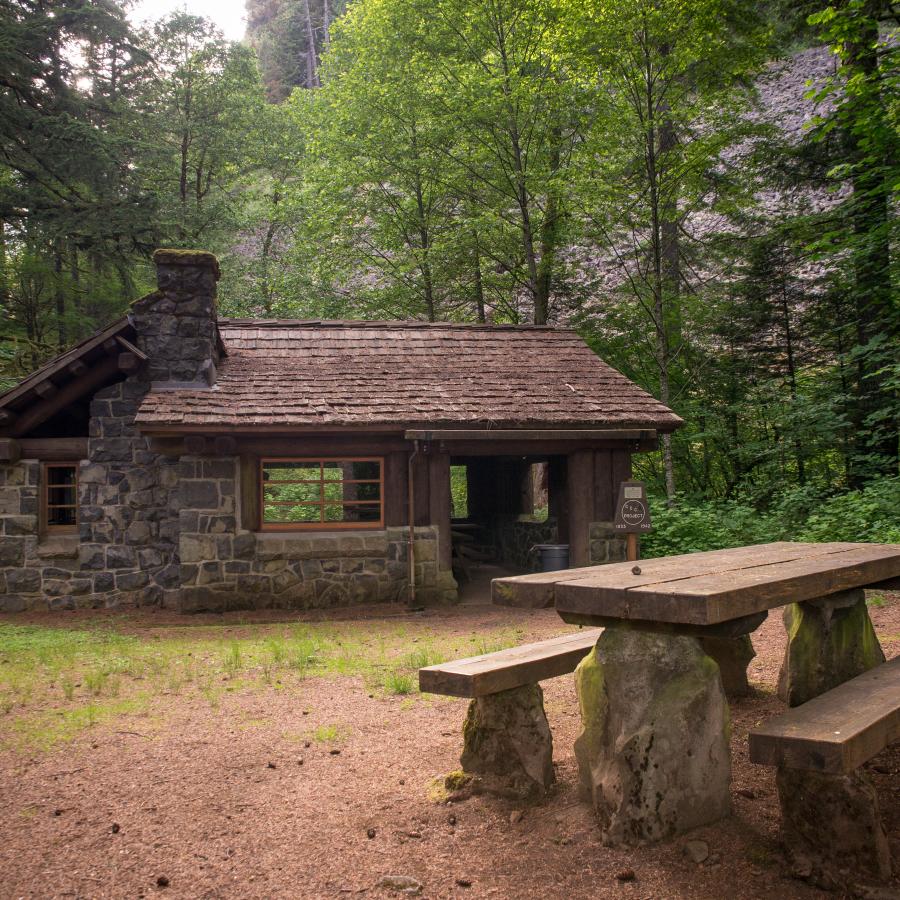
[7,355,120,438]
[404,428,655,442]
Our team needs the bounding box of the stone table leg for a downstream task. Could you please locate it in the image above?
[573,626,731,845]
[775,588,889,891]
[778,588,884,707]
[699,633,756,697]
[460,684,554,800]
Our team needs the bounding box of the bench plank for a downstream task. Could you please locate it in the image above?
[419,629,602,698]
[749,656,900,774]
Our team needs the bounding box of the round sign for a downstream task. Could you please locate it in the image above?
[621,499,646,526]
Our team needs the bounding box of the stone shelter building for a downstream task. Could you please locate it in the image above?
[0,250,681,612]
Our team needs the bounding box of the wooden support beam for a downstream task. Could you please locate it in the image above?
[34,380,58,400]
[67,360,88,376]
[428,450,452,572]
[19,438,88,460]
[0,438,21,463]
[567,449,594,567]
[383,451,409,526]
[405,428,654,442]
[102,337,120,355]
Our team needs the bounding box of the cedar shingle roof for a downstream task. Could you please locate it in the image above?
[134,320,682,432]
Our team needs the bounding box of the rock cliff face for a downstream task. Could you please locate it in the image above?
[245,0,347,101]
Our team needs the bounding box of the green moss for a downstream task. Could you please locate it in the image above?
[444,770,472,791]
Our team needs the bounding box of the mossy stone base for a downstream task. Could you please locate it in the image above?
[777,590,885,707]
[699,634,756,697]
[777,767,891,891]
[573,627,731,846]
[460,684,554,800]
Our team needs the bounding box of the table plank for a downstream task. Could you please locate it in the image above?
[418,629,602,698]
[490,542,855,609]
[748,655,900,773]
[555,544,900,625]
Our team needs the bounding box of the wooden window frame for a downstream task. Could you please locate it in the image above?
[258,457,385,532]
[42,461,79,535]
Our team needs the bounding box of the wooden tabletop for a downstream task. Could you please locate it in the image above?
[492,542,900,627]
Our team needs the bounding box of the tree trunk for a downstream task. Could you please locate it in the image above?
[843,3,897,481]
[302,0,320,88]
[53,241,66,349]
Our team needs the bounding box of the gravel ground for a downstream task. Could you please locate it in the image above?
[0,591,898,900]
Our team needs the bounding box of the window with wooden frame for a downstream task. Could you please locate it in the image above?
[43,462,78,534]
[259,458,384,530]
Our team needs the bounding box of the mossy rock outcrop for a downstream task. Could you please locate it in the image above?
[573,627,731,846]
[778,590,884,708]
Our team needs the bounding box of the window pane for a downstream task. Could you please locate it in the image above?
[263,463,320,482]
[264,503,321,523]
[48,486,76,506]
[355,482,381,501]
[324,503,382,523]
[264,482,321,503]
[349,461,380,481]
[48,467,77,486]
[260,459,383,528]
[48,506,76,527]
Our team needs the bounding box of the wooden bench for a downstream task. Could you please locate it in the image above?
[749,655,900,888]
[419,629,601,697]
[419,629,601,798]
[749,655,900,774]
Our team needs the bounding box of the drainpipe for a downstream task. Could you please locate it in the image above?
[407,440,420,608]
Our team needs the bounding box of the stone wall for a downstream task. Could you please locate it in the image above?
[176,454,456,612]
[589,522,628,565]
[78,379,181,609]
[494,515,559,572]
[0,460,88,612]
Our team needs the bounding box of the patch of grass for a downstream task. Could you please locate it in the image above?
[382,671,415,695]
[867,594,887,608]
[222,641,243,677]
[401,644,447,670]
[310,723,349,744]
[0,619,529,752]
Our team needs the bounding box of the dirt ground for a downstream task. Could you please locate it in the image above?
[1,588,898,900]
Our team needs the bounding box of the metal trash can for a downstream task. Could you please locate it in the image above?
[533,543,570,572]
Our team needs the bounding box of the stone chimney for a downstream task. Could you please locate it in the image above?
[131,249,222,388]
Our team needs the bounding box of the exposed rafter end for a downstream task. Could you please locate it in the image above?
[34,380,59,400]
[0,438,21,463]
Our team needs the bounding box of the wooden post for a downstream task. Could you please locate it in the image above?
[567,450,594,567]
[383,451,409,526]
[428,449,452,572]
[626,533,639,562]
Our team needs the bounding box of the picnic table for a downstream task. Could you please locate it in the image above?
[491,541,900,846]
